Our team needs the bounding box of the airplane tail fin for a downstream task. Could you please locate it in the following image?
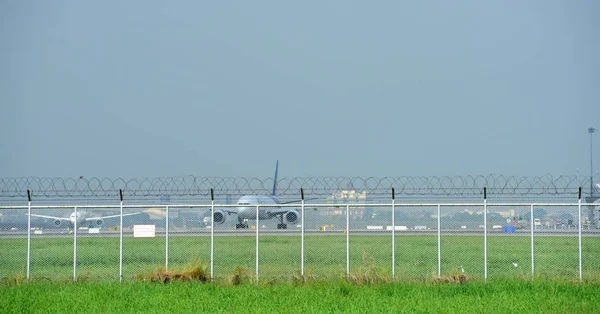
[272,160,279,196]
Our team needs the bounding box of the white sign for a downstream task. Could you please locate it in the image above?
[366,226,383,230]
[386,226,408,231]
[34,230,43,235]
[134,225,156,238]
[88,228,100,234]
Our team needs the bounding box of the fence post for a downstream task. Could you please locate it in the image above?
[256,204,259,284]
[73,206,77,281]
[119,189,123,282]
[483,187,488,281]
[26,190,31,281]
[530,204,534,279]
[301,188,305,277]
[437,204,441,277]
[165,205,169,272]
[210,188,214,282]
[346,204,350,279]
[578,187,582,282]
[391,188,395,280]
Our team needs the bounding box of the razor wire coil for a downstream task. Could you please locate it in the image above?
[0,175,593,198]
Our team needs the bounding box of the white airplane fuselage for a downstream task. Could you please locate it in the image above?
[68,211,104,226]
[235,195,281,220]
[69,211,88,226]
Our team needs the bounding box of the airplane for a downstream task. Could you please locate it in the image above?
[211,161,311,229]
[30,210,141,228]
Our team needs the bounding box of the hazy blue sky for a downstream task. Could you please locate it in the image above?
[1,1,598,179]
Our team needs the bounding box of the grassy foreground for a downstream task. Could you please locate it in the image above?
[2,234,599,282]
[1,280,599,313]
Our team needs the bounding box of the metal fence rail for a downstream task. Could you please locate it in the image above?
[1,196,599,283]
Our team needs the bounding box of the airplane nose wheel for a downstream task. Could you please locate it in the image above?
[276,215,288,229]
[236,218,250,229]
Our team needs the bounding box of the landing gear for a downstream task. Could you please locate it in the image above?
[236,218,249,229]
[235,223,249,229]
[276,215,287,229]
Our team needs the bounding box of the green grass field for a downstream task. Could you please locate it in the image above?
[1,280,599,313]
[1,234,599,283]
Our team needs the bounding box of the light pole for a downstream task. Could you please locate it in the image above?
[589,127,596,195]
[586,127,598,228]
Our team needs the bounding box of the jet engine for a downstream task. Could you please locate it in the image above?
[212,210,226,225]
[54,219,62,227]
[94,219,103,227]
[284,210,299,224]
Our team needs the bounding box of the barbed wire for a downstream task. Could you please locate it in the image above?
[0,175,593,199]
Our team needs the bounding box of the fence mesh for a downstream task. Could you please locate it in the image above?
[1,200,599,283]
[485,205,531,280]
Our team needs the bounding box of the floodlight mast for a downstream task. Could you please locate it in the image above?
[589,127,596,196]
[587,127,598,229]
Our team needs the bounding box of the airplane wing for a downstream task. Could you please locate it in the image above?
[221,207,239,215]
[280,198,319,205]
[29,214,70,221]
[86,212,143,220]
[269,198,320,215]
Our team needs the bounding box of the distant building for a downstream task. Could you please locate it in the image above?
[325,183,367,218]
[496,209,516,218]
[459,208,516,218]
[460,209,483,215]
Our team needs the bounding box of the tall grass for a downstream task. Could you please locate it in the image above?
[1,280,599,313]
[1,235,599,282]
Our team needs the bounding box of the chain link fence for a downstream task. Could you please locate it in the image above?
[1,199,599,283]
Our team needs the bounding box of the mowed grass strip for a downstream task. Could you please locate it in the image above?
[1,280,599,314]
[1,235,599,282]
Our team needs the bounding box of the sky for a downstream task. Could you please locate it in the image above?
[1,0,599,180]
